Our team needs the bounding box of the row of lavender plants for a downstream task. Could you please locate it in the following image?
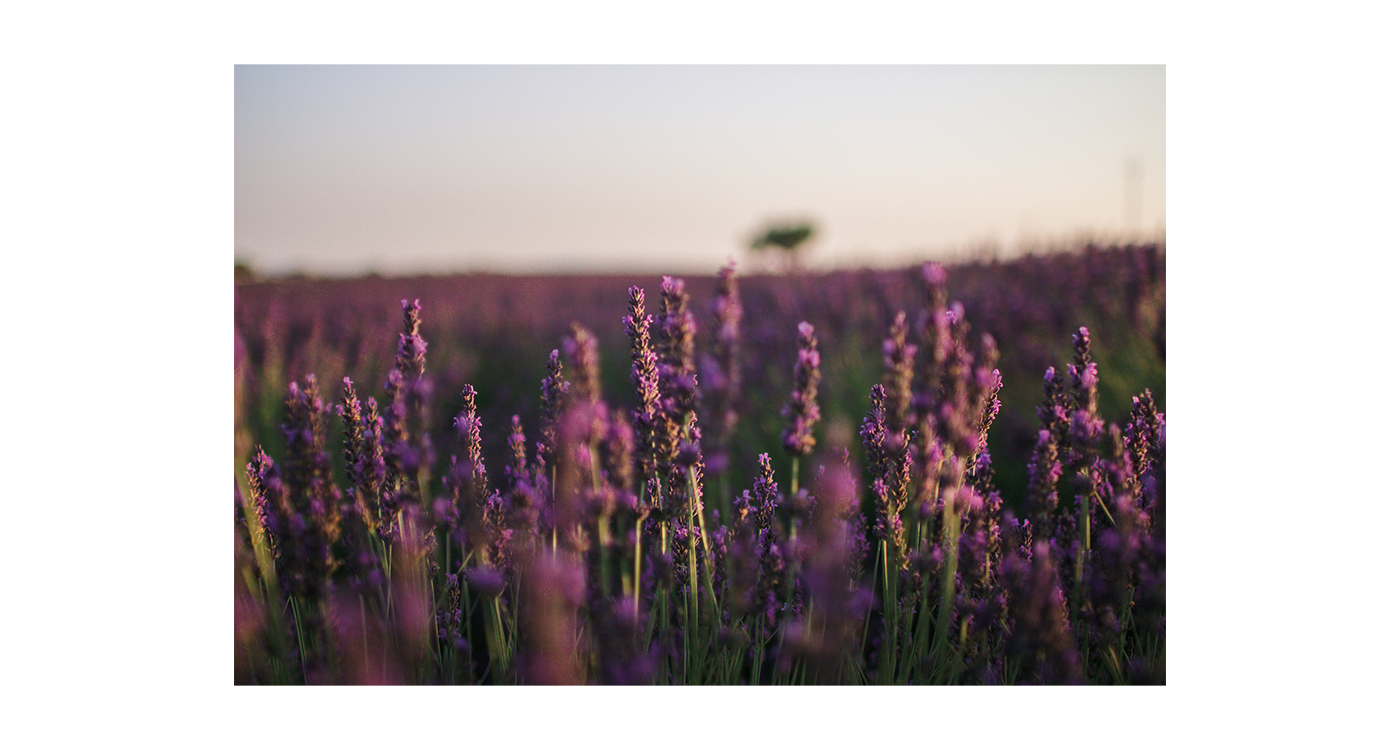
[234,245,1165,515]
[235,261,1165,684]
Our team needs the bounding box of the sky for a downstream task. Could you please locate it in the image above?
[235,65,1165,276]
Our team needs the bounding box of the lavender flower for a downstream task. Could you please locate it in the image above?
[725,489,761,618]
[648,278,702,532]
[860,384,890,475]
[245,447,286,570]
[538,348,569,470]
[935,302,975,452]
[1126,388,1162,519]
[337,377,366,490]
[1063,327,1104,471]
[553,404,607,554]
[448,385,490,554]
[436,573,463,647]
[497,414,539,565]
[862,385,910,567]
[337,377,382,530]
[1068,326,1097,414]
[359,397,389,534]
[624,285,662,483]
[702,259,744,473]
[395,298,427,378]
[917,262,951,396]
[657,276,698,419]
[1037,366,1071,447]
[505,415,530,487]
[378,301,435,531]
[795,455,864,683]
[1002,540,1083,684]
[334,377,389,592]
[781,321,822,458]
[464,566,507,599]
[280,376,341,580]
[379,369,429,539]
[563,322,602,408]
[590,596,654,685]
[602,408,636,497]
[1026,428,1062,540]
[751,453,781,534]
[970,334,1002,458]
[247,433,333,674]
[882,311,916,450]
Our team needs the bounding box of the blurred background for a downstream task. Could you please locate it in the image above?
[235,65,1164,278]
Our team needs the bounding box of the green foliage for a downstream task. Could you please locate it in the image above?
[749,221,817,272]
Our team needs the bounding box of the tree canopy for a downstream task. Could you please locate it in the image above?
[748,221,817,272]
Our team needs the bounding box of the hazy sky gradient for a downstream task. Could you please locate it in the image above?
[236,65,1164,276]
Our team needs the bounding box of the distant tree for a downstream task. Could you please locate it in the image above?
[749,221,817,274]
[235,260,256,284]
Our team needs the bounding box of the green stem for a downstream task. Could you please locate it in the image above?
[947,619,969,684]
[1073,474,1093,628]
[486,596,508,684]
[932,496,961,678]
[749,617,764,686]
[633,516,644,615]
[657,589,672,682]
[879,539,897,684]
[288,597,309,684]
[689,466,723,625]
[791,456,800,502]
[899,574,931,685]
[686,499,700,678]
[598,513,612,599]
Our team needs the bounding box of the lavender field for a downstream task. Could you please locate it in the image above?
[234,243,1165,685]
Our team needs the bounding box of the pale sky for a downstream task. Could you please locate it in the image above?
[236,65,1165,276]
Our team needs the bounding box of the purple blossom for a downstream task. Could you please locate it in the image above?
[279,375,341,585]
[436,573,463,646]
[538,348,569,468]
[1001,540,1083,684]
[519,553,585,685]
[602,409,636,496]
[591,596,655,685]
[464,566,507,599]
[563,322,601,407]
[702,259,744,472]
[245,447,285,552]
[395,298,427,378]
[446,385,490,552]
[625,286,662,482]
[1037,366,1071,442]
[751,453,780,533]
[918,261,952,392]
[657,276,698,418]
[1068,326,1095,410]
[781,321,822,458]
[1126,388,1163,519]
[505,415,529,487]
[1026,428,1062,539]
[860,384,889,472]
[882,311,916,444]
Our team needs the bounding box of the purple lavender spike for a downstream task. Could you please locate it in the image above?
[781,322,822,458]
